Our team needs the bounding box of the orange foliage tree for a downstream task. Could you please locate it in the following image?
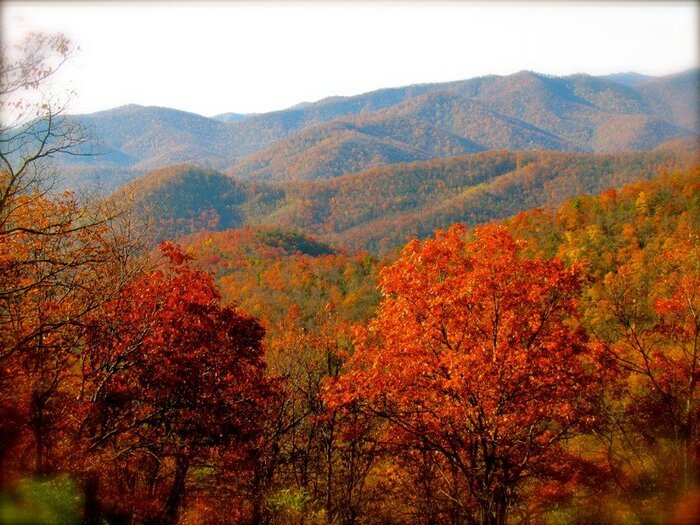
[327,224,606,524]
[588,229,700,501]
[0,32,144,486]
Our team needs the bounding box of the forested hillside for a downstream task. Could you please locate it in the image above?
[637,69,700,132]
[121,145,698,252]
[73,104,237,169]
[5,91,699,523]
[3,32,699,524]
[14,165,687,524]
[181,167,699,524]
[225,117,485,182]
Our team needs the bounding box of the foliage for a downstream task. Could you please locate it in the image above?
[123,147,696,251]
[2,33,699,522]
[81,241,275,524]
[3,160,699,523]
[326,224,606,524]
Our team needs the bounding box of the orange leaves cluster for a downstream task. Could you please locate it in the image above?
[327,224,603,521]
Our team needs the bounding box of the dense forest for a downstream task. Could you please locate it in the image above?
[1,33,699,525]
[122,145,697,252]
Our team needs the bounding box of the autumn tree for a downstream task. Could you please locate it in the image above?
[0,32,145,488]
[585,228,700,513]
[545,169,700,519]
[1,31,82,357]
[258,304,385,525]
[189,227,385,523]
[327,224,605,524]
[0,32,90,213]
[79,241,274,525]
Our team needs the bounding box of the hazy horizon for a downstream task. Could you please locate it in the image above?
[2,2,698,117]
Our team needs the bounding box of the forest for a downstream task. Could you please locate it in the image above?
[120,146,697,254]
[1,34,699,525]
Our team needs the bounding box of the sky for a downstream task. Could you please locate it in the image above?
[2,1,698,117]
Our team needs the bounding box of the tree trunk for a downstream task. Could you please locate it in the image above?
[160,455,190,525]
[82,471,101,525]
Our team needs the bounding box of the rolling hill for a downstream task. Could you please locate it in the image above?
[210,112,250,123]
[73,104,237,170]
[637,69,700,132]
[58,69,698,190]
[119,144,698,252]
[226,116,485,182]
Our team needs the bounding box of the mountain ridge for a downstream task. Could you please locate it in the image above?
[58,68,699,190]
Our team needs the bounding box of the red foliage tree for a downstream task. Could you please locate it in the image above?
[327,224,605,524]
[81,241,274,524]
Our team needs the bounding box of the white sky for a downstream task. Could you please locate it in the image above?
[2,2,698,117]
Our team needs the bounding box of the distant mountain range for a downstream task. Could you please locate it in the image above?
[59,69,699,190]
[211,112,250,123]
[118,139,698,252]
[597,72,654,87]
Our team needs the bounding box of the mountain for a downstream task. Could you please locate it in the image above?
[226,114,485,182]
[220,69,696,158]
[117,164,255,239]
[445,71,691,149]
[224,86,588,183]
[651,135,700,156]
[226,72,695,182]
[59,69,698,190]
[71,104,238,170]
[637,69,700,133]
[211,112,250,123]
[597,72,654,87]
[119,145,697,252]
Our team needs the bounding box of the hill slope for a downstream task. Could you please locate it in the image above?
[73,105,238,170]
[59,69,698,189]
[120,145,697,252]
[637,69,700,133]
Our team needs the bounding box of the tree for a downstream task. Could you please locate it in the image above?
[551,169,700,519]
[588,228,700,507]
[1,32,89,213]
[327,224,605,524]
[261,306,383,525]
[0,33,147,486]
[80,241,274,525]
